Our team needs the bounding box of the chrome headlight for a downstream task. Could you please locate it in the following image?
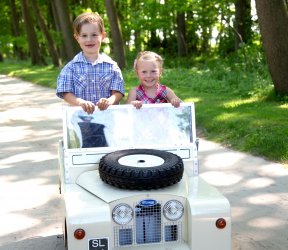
[163,200,184,221]
[112,204,133,225]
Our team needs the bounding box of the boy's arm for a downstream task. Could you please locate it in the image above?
[63,92,95,114]
[97,90,123,110]
[108,90,124,105]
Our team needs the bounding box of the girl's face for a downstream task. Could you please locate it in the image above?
[74,22,106,59]
[136,60,162,88]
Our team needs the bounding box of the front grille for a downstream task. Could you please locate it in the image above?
[164,222,182,241]
[117,227,133,246]
[114,201,182,247]
[135,202,161,244]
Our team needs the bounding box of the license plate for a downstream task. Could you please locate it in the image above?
[89,238,108,250]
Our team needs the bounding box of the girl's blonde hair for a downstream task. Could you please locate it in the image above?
[134,51,164,70]
[73,12,105,35]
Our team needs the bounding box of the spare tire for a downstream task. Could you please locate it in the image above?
[99,149,184,190]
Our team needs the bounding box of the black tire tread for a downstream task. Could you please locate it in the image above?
[99,149,184,190]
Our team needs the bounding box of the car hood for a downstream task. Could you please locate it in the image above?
[76,170,189,203]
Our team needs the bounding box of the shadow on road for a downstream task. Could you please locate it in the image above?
[0,235,64,250]
[0,75,65,249]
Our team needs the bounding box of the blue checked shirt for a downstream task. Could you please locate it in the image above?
[56,52,125,104]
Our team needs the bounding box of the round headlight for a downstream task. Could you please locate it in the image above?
[163,200,184,221]
[112,204,133,225]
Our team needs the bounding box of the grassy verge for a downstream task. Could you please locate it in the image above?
[0,61,61,88]
[1,58,287,165]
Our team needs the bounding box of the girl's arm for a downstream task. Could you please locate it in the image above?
[166,87,182,107]
[126,88,142,109]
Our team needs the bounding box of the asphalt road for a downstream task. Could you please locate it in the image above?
[0,74,287,249]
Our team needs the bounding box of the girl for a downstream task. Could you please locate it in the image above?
[126,51,182,109]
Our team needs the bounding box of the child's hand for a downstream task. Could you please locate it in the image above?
[79,100,95,114]
[97,98,110,110]
[170,98,181,108]
[131,100,142,109]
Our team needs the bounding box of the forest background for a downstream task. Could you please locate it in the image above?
[0,0,287,165]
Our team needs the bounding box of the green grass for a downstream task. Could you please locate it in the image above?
[0,61,61,88]
[1,58,287,165]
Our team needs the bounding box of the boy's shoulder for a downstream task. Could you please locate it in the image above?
[65,52,85,66]
[64,52,116,67]
[99,53,117,65]
[67,52,115,63]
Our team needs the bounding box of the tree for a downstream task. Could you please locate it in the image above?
[20,0,46,65]
[176,12,188,56]
[50,0,79,61]
[104,0,126,69]
[9,0,26,60]
[234,0,252,49]
[31,0,60,67]
[255,0,288,95]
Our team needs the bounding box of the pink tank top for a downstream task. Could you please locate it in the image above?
[136,84,168,103]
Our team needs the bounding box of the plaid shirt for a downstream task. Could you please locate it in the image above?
[136,84,168,103]
[56,52,124,103]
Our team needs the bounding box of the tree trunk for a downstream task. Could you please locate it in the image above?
[176,12,188,57]
[131,0,141,52]
[31,0,60,67]
[201,27,209,54]
[9,0,26,60]
[235,0,252,49]
[50,0,79,61]
[20,0,46,65]
[255,0,288,95]
[49,0,68,61]
[104,0,126,69]
[134,30,141,52]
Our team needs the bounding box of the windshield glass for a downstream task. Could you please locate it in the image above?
[64,104,194,149]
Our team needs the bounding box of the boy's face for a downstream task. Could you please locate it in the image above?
[136,60,162,88]
[74,22,106,58]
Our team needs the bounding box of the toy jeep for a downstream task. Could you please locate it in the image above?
[58,103,231,250]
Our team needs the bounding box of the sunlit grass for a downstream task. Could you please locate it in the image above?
[0,62,60,88]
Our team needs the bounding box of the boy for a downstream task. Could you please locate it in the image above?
[56,12,124,114]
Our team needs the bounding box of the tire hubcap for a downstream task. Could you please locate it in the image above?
[118,154,165,167]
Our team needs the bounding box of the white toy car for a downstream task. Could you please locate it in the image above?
[58,103,231,250]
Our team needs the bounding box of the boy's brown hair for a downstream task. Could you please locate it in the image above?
[73,12,105,35]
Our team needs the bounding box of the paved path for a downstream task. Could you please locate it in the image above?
[0,75,64,249]
[0,74,287,249]
[199,140,288,250]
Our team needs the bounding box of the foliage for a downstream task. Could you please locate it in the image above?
[0,0,259,61]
